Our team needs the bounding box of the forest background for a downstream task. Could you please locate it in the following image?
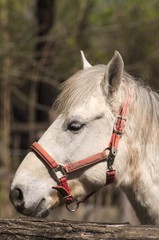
[0,0,159,224]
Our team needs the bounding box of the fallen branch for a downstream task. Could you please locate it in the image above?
[0,218,158,240]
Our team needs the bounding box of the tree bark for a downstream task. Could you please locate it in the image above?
[0,0,13,218]
[1,0,11,169]
[28,0,56,143]
[0,218,158,240]
[75,0,94,50]
[35,0,57,122]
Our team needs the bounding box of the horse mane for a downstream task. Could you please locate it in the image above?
[55,65,159,134]
[125,73,159,138]
[54,65,106,114]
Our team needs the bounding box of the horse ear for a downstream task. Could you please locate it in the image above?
[80,50,92,69]
[103,51,124,95]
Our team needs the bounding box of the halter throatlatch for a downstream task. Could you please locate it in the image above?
[31,87,129,212]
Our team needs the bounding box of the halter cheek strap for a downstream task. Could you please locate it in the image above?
[31,86,130,212]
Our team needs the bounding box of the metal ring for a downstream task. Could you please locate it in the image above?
[65,200,79,212]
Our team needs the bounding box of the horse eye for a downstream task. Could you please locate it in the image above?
[68,121,85,132]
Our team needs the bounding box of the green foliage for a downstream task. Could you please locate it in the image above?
[1,0,159,86]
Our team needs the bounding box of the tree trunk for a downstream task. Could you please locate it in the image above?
[75,0,94,50]
[35,0,57,123]
[1,0,11,169]
[0,218,159,240]
[0,0,13,218]
[28,0,56,143]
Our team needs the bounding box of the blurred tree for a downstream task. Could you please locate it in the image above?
[35,0,58,122]
[0,0,11,168]
[28,0,57,142]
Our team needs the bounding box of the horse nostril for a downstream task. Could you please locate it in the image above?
[10,187,24,208]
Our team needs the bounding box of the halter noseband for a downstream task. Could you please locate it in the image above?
[31,88,129,212]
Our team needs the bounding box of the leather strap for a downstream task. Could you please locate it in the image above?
[53,177,74,204]
[31,142,58,169]
[65,151,107,173]
[107,88,130,170]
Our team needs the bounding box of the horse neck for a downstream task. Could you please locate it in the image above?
[120,77,159,177]
[118,77,159,224]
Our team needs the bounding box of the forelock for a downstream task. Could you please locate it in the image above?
[54,65,106,115]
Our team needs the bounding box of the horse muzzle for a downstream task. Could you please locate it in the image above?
[9,186,50,218]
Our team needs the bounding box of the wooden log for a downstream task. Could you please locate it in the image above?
[0,218,158,240]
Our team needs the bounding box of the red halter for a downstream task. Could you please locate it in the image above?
[31,89,129,211]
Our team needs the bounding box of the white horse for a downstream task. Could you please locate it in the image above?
[10,51,159,224]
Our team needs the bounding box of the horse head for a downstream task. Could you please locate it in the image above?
[10,51,128,218]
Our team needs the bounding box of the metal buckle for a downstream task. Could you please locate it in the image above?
[65,200,79,212]
[117,115,126,121]
[107,147,117,170]
[52,164,67,180]
[113,127,124,135]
